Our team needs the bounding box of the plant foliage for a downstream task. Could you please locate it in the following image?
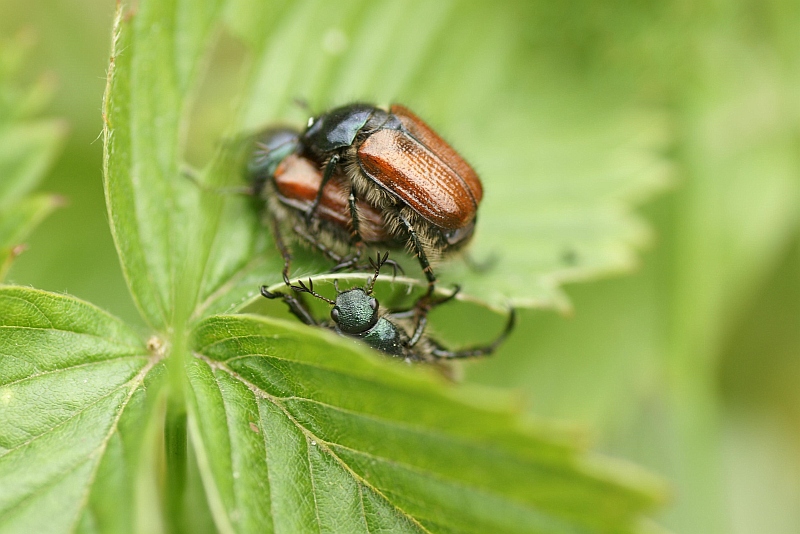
[0,0,675,532]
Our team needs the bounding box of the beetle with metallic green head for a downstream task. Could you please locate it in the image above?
[260,252,515,362]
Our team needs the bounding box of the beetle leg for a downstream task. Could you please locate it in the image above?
[388,284,460,320]
[407,314,428,347]
[429,308,516,360]
[268,213,294,284]
[292,224,347,264]
[305,153,340,224]
[429,284,461,307]
[289,222,401,277]
[384,259,404,278]
[397,285,460,347]
[330,245,363,272]
[331,248,404,278]
[260,286,318,326]
[324,187,367,272]
[388,309,416,320]
[397,213,437,297]
[332,256,404,278]
[347,188,362,242]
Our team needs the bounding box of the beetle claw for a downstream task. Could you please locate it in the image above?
[260,286,279,299]
[384,259,403,279]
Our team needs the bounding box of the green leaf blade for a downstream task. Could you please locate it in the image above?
[186,355,275,534]
[436,104,671,310]
[103,0,226,329]
[187,314,666,533]
[0,287,164,534]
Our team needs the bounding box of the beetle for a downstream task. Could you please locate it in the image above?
[260,252,515,362]
[249,127,404,281]
[250,104,483,297]
[298,103,484,298]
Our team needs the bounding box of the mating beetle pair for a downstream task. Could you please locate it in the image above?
[249,103,483,295]
[252,103,512,362]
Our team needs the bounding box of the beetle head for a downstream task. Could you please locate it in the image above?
[331,288,379,334]
[302,103,381,154]
[249,127,300,184]
[329,251,390,333]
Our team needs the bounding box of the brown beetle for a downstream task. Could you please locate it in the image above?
[272,154,397,247]
[249,127,403,280]
[300,103,483,296]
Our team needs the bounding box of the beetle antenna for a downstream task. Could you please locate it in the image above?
[366,252,387,294]
[291,278,335,305]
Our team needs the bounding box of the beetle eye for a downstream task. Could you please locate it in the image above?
[445,221,475,246]
[369,297,378,310]
[330,308,340,322]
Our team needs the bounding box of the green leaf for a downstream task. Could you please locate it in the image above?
[440,102,671,311]
[187,313,666,533]
[0,36,65,280]
[103,0,233,329]
[0,286,165,533]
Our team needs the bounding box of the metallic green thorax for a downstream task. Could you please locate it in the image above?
[358,319,404,356]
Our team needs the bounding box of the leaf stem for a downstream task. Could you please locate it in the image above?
[165,399,188,534]
[164,322,189,533]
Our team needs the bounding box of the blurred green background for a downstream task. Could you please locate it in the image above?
[2,1,798,533]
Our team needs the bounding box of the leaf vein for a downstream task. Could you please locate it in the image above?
[0,355,149,389]
[0,324,143,350]
[193,351,431,533]
[67,351,164,533]
[0,454,92,522]
[254,397,277,531]
[305,435,323,534]
[358,483,370,533]
[0,382,132,458]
